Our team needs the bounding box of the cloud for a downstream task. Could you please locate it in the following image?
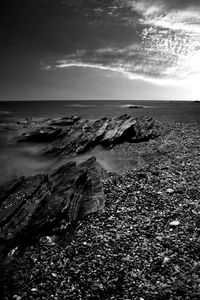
[154,0,200,10]
[43,42,182,85]
[133,0,200,16]
[41,0,200,89]
[43,8,200,86]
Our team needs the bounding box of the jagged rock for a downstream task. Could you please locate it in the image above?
[0,157,104,261]
[49,115,81,127]
[16,117,32,125]
[49,115,162,155]
[121,105,145,109]
[128,105,144,109]
[15,115,162,158]
[100,115,137,146]
[17,127,63,143]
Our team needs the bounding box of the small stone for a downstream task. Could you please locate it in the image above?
[91,283,103,291]
[166,188,174,194]
[16,297,22,300]
[169,220,180,226]
[174,188,184,194]
[131,272,138,278]
[163,257,170,264]
[31,288,37,293]
[52,273,57,277]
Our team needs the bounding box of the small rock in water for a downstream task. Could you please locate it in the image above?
[169,220,180,226]
[52,273,57,277]
[31,288,37,293]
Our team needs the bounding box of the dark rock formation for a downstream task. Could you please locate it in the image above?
[0,157,104,262]
[49,115,81,127]
[47,115,162,156]
[128,105,144,109]
[16,117,33,125]
[121,105,145,109]
[16,115,162,159]
[17,127,63,143]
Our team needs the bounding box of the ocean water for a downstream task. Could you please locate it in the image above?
[1,100,200,123]
[0,100,200,184]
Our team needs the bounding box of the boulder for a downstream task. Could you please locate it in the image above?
[0,157,104,261]
[100,115,137,146]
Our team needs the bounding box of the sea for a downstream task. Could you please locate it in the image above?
[0,100,200,184]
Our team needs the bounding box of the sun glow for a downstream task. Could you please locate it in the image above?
[183,51,200,99]
[185,74,200,99]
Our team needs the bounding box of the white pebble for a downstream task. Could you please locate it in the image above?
[31,288,37,292]
[169,220,180,226]
[163,257,170,264]
[166,188,174,194]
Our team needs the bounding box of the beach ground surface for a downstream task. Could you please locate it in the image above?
[1,121,200,300]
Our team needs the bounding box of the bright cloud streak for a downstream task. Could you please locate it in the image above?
[53,60,178,86]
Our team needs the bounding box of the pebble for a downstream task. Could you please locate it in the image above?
[91,283,103,291]
[166,188,174,194]
[163,257,170,264]
[31,288,37,293]
[157,191,163,195]
[169,220,180,226]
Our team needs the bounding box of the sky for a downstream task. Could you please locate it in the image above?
[1,0,200,100]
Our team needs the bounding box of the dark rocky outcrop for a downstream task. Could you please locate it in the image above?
[17,127,63,143]
[16,115,163,159]
[0,157,104,262]
[49,115,81,127]
[128,105,144,109]
[121,104,145,109]
[16,117,33,125]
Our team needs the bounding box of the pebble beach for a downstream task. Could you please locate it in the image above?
[1,120,200,300]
